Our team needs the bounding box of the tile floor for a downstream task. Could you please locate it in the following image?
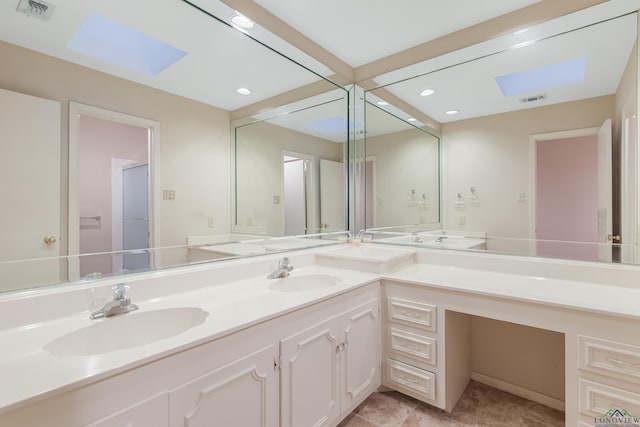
[338,381,565,427]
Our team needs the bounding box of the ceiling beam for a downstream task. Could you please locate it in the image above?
[354,0,609,84]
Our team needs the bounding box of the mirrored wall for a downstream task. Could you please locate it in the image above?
[0,0,349,292]
[364,2,639,264]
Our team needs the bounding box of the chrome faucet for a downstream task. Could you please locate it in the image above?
[435,235,448,243]
[268,257,293,279]
[90,284,139,319]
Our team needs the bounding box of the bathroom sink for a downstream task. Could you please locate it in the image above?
[45,307,209,356]
[268,274,340,292]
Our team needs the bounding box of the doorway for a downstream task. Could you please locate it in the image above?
[69,103,160,279]
[283,152,313,235]
[529,121,611,261]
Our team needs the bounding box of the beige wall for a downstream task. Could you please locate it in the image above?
[366,128,440,227]
[441,95,615,244]
[442,97,615,400]
[471,317,565,402]
[0,41,231,258]
[235,121,343,235]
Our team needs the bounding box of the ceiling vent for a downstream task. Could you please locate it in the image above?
[519,94,547,104]
[16,0,55,21]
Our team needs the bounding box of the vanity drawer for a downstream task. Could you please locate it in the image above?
[579,335,640,383]
[387,297,436,332]
[388,327,436,366]
[579,379,640,418]
[386,358,436,401]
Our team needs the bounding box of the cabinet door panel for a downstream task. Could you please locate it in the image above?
[280,319,342,427]
[170,345,277,427]
[343,300,380,409]
[85,392,168,427]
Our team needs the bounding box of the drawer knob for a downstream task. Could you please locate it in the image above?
[402,310,421,319]
[608,356,640,369]
[398,373,419,384]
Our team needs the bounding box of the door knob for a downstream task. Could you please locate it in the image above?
[607,234,621,242]
[43,235,57,245]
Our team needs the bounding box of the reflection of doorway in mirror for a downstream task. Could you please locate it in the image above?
[363,157,376,229]
[283,152,313,235]
[531,122,611,262]
[69,103,160,280]
[320,159,346,232]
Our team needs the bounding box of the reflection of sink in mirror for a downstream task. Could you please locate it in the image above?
[45,307,209,356]
[268,274,340,292]
[378,231,486,250]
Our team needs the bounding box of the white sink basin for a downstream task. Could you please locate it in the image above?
[268,274,340,292]
[45,307,209,356]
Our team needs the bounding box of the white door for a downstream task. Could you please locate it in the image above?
[280,315,342,427]
[597,119,613,261]
[341,300,380,412]
[123,164,150,271]
[0,88,60,290]
[320,159,346,232]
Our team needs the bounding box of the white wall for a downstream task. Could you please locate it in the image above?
[0,40,231,265]
[441,95,615,245]
[234,121,343,235]
[365,128,440,227]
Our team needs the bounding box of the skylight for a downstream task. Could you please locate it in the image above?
[495,57,586,97]
[305,117,346,135]
[68,14,187,76]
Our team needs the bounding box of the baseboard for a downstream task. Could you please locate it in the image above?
[471,372,565,412]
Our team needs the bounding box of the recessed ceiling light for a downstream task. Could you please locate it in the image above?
[231,12,254,29]
[445,110,459,115]
[236,87,252,95]
[377,101,389,106]
[407,117,417,122]
[420,89,435,97]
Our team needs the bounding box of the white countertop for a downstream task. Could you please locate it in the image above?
[0,263,378,413]
[2,243,640,415]
[384,262,640,320]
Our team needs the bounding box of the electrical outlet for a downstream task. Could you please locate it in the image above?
[273,195,280,204]
[517,192,526,203]
[459,215,466,226]
[207,217,215,228]
[163,190,176,201]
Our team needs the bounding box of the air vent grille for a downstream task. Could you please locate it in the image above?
[519,94,547,104]
[16,0,55,21]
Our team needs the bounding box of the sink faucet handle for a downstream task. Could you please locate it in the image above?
[279,257,293,271]
[112,284,130,300]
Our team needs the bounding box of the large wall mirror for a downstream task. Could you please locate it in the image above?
[365,1,640,264]
[0,0,348,292]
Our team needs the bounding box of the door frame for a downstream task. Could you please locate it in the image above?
[68,102,160,280]
[528,126,599,242]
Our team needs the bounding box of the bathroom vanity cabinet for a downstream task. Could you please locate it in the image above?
[381,281,471,412]
[0,283,380,427]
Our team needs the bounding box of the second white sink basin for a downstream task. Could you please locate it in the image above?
[45,307,209,356]
[268,274,340,292]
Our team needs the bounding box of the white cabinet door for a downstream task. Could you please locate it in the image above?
[280,314,343,427]
[85,393,169,427]
[341,299,380,411]
[170,344,278,427]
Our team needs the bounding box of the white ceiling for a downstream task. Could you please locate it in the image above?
[376,12,637,124]
[253,0,542,67]
[0,0,638,136]
[0,0,328,111]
